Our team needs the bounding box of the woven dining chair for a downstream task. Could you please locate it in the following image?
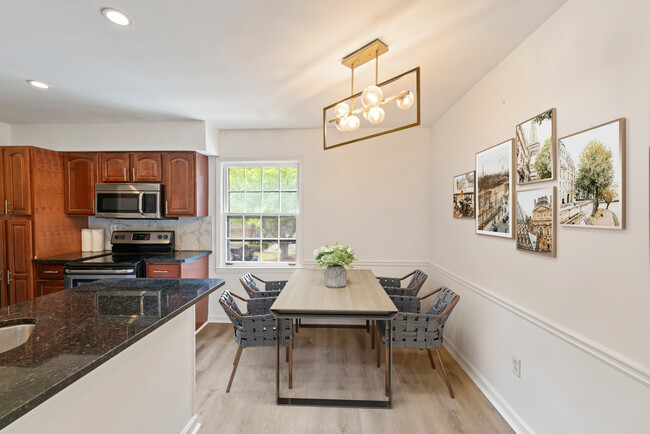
[239,273,287,298]
[376,286,460,398]
[369,270,428,349]
[219,290,294,393]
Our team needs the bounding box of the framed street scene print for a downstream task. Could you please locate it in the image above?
[475,139,514,237]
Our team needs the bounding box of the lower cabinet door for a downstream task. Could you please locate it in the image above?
[36,280,65,297]
[6,219,33,304]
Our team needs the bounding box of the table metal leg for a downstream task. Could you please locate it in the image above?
[276,318,280,404]
[388,319,392,408]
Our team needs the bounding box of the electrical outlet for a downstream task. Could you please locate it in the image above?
[512,355,521,378]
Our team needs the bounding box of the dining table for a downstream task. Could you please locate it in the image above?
[270,268,398,408]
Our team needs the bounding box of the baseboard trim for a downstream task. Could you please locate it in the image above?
[428,261,650,388]
[444,339,534,434]
[180,414,200,434]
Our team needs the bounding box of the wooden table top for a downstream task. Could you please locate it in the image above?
[271,269,398,318]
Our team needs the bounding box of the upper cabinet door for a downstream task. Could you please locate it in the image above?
[131,153,162,183]
[100,153,130,182]
[64,153,99,215]
[2,148,32,216]
[163,152,195,217]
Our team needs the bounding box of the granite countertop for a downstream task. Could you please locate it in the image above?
[32,251,111,264]
[144,250,212,263]
[32,250,211,265]
[0,278,225,429]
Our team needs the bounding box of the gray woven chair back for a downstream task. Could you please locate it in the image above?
[428,287,459,327]
[247,296,276,315]
[389,294,421,313]
[220,291,243,327]
[406,269,428,294]
[377,277,401,289]
[240,273,260,293]
[220,290,292,348]
[379,287,459,350]
[265,280,287,291]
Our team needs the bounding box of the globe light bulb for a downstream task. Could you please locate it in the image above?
[362,110,369,121]
[361,85,384,108]
[396,91,414,109]
[334,102,350,119]
[367,107,385,125]
[345,115,360,131]
[335,117,347,132]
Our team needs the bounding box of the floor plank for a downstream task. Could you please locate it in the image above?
[195,323,513,434]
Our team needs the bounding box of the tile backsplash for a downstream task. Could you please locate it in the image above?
[88,217,212,251]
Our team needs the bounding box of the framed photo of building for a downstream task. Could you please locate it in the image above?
[516,187,556,256]
[453,171,475,218]
[516,108,556,185]
[475,139,514,238]
[558,118,625,229]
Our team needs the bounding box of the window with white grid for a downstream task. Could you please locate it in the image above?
[223,162,299,265]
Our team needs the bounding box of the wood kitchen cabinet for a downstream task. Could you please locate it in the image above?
[6,219,34,304]
[163,152,208,217]
[0,224,5,307]
[100,152,130,182]
[131,153,162,182]
[146,255,209,330]
[100,152,162,183]
[2,147,32,216]
[35,264,65,297]
[64,153,100,215]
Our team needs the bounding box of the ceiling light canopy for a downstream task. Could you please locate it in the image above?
[101,7,132,26]
[27,80,51,89]
[323,39,420,149]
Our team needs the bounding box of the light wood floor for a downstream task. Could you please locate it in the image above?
[195,323,513,434]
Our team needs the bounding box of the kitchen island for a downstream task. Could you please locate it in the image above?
[0,278,224,434]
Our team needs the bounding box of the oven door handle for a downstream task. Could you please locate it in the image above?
[138,193,145,215]
[65,269,135,275]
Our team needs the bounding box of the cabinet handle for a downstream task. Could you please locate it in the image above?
[132,168,136,180]
[165,201,168,214]
[152,270,168,273]
[92,200,95,214]
[123,167,127,181]
[43,270,59,274]
[5,200,9,214]
[6,271,11,285]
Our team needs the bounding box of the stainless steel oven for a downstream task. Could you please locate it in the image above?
[95,183,164,219]
[64,268,138,289]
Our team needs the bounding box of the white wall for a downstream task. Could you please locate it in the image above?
[0,122,10,143]
[428,0,650,432]
[9,120,218,154]
[208,126,431,321]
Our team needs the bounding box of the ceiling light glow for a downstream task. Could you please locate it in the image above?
[101,8,132,26]
[27,80,51,89]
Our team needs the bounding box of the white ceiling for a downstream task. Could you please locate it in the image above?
[0,0,566,128]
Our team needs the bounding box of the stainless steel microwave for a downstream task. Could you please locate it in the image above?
[95,183,164,219]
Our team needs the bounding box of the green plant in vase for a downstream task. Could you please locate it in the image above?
[314,243,357,288]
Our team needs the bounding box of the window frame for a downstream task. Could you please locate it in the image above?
[221,160,301,268]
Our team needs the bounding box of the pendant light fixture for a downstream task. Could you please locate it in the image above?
[323,39,420,150]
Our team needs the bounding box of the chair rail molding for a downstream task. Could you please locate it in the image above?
[427,261,650,388]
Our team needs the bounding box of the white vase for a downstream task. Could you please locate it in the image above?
[324,265,347,288]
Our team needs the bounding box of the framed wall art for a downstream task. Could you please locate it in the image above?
[516,186,556,256]
[558,118,625,229]
[453,171,475,218]
[475,139,514,237]
[516,108,556,185]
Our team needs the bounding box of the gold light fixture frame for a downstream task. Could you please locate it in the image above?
[323,39,420,150]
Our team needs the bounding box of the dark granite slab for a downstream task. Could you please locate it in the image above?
[0,278,224,429]
[32,251,112,265]
[144,250,212,263]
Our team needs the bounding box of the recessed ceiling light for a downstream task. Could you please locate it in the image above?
[27,80,51,89]
[101,7,132,26]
